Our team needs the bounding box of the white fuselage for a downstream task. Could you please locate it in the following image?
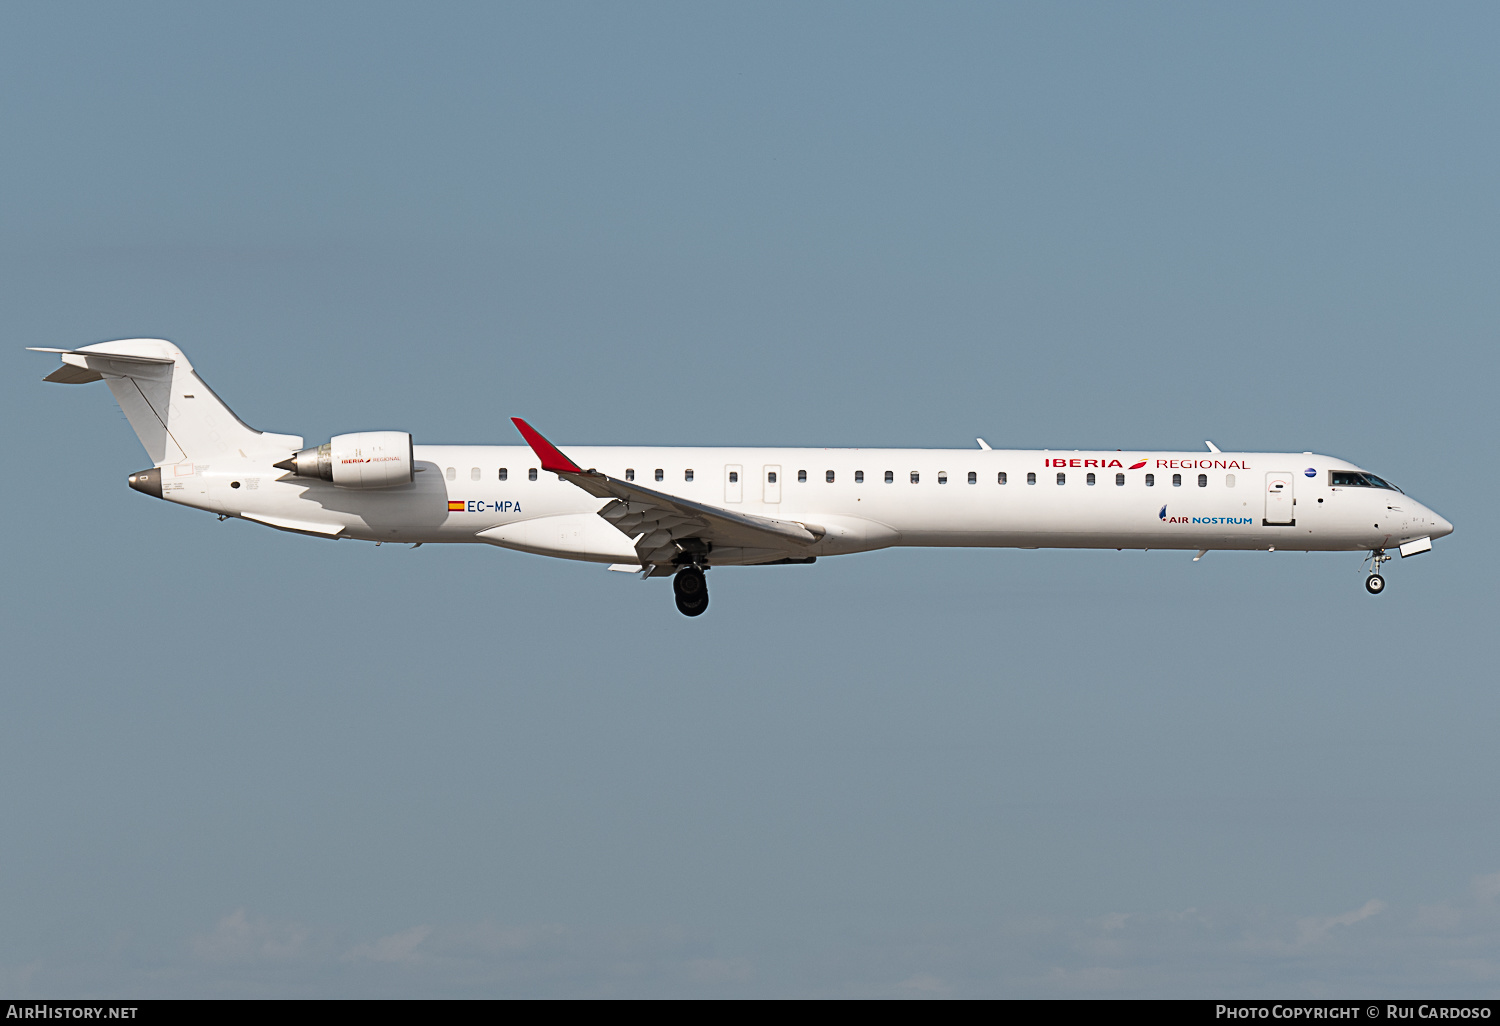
[167,445,1452,564]
[33,341,1453,604]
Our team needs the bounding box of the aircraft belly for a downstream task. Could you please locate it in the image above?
[477,513,638,563]
[804,514,901,556]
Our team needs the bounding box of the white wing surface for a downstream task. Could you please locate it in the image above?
[512,418,824,571]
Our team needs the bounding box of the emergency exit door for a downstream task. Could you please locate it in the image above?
[763,465,781,503]
[724,464,743,503]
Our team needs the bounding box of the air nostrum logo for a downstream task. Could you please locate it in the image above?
[1158,504,1253,525]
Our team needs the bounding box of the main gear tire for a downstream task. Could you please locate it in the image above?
[673,568,708,616]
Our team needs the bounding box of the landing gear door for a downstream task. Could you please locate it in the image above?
[763,465,781,504]
[1264,471,1294,525]
[724,464,743,503]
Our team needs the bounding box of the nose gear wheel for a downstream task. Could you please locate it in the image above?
[1363,548,1391,595]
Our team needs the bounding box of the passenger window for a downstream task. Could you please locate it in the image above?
[1057,472,1066,485]
[445,467,455,481]
[729,471,738,483]
[826,470,835,483]
[1027,472,1036,485]
[768,471,777,483]
[1197,473,1207,487]
[499,467,508,481]
[1145,474,1155,486]
[911,471,920,484]
[625,468,634,481]
[655,469,664,482]
[1086,472,1096,485]
[471,467,480,481]
[1115,473,1124,486]
[855,470,864,483]
[685,469,694,482]
[1226,474,1235,487]
[967,471,977,484]
[529,468,538,481]
[798,470,807,483]
[1172,473,1182,487]
[937,472,947,484]
[885,471,894,483]
[998,472,1007,485]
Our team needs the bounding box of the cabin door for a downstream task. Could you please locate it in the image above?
[1264,471,1294,525]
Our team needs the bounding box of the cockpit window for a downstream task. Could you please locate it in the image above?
[1329,470,1402,493]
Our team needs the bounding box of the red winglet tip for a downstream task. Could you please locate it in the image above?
[511,417,583,474]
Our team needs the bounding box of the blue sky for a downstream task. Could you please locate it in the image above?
[2,2,1498,997]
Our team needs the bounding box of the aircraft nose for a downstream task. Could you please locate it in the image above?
[1430,510,1454,539]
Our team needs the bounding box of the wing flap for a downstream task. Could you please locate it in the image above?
[580,474,823,546]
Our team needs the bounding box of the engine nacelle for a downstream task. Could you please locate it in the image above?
[274,431,414,489]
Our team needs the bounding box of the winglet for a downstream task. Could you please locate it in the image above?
[511,418,584,474]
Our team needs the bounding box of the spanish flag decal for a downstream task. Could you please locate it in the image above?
[447,500,465,511]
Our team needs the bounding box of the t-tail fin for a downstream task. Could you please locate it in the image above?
[29,339,301,465]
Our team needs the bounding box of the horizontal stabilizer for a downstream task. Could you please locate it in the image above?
[44,364,104,384]
[30,347,176,384]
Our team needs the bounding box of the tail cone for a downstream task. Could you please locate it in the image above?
[127,467,163,499]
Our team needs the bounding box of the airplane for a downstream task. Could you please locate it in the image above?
[31,339,1453,616]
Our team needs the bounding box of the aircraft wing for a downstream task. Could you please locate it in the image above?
[512,418,824,569]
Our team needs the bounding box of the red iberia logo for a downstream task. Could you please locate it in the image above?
[1128,459,1148,470]
[1045,458,1127,468]
[447,500,465,511]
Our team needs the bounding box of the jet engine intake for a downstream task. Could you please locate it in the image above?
[274,431,413,489]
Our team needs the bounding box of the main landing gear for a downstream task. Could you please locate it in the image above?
[1365,548,1391,595]
[673,566,709,617]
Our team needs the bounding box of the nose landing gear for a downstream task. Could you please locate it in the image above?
[673,566,709,616]
[1364,548,1391,595]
